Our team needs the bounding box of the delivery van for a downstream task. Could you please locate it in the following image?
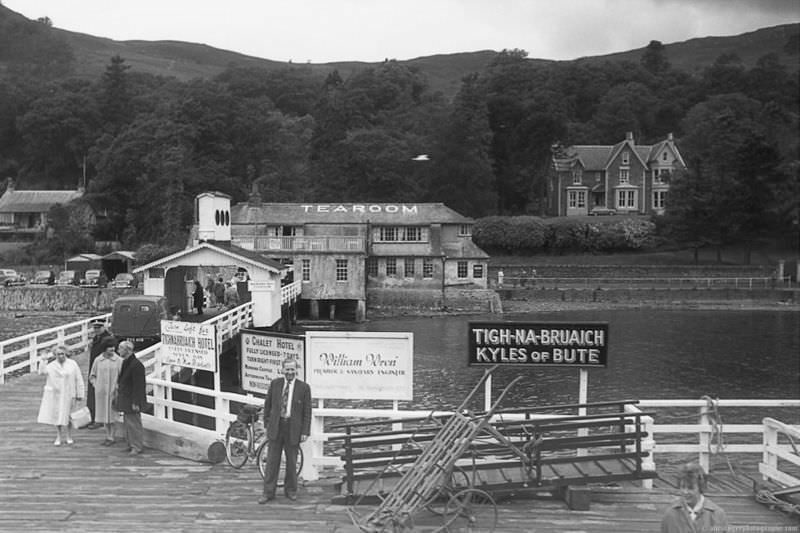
[110,295,169,349]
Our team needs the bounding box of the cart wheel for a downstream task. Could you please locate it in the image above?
[224,421,252,469]
[442,488,497,533]
[425,465,471,516]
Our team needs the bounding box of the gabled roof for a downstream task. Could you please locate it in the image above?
[442,239,490,259]
[102,251,136,261]
[0,189,83,213]
[66,253,103,262]
[230,203,474,225]
[133,241,286,274]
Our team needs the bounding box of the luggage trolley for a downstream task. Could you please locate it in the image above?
[348,366,528,532]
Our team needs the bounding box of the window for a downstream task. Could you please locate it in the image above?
[423,258,434,279]
[572,168,583,185]
[335,259,348,281]
[619,169,629,184]
[653,190,666,209]
[148,267,165,279]
[568,190,586,208]
[457,261,468,278]
[617,189,637,209]
[404,257,415,277]
[366,257,378,277]
[655,169,670,184]
[622,151,629,165]
[301,259,310,281]
[662,151,668,161]
[377,226,424,242]
[386,257,397,276]
[458,224,472,236]
[473,264,484,278]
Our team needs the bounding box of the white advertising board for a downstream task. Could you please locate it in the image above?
[306,331,413,400]
[160,320,217,371]
[240,330,305,395]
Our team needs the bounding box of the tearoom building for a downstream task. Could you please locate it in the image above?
[192,192,492,322]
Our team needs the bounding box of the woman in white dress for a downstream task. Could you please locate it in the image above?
[37,345,85,445]
[89,338,122,445]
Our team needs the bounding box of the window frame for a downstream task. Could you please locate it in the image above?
[301,259,310,282]
[457,261,468,279]
[335,259,348,282]
[473,264,484,279]
[385,257,397,276]
[423,257,434,279]
[404,257,415,278]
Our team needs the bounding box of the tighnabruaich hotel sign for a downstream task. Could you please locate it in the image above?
[468,322,609,367]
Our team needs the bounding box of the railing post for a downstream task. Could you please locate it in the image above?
[344,424,354,501]
[0,342,5,385]
[761,418,777,481]
[698,405,710,472]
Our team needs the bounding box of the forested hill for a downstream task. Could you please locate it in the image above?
[0,4,797,98]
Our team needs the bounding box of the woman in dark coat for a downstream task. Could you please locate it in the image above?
[193,280,204,315]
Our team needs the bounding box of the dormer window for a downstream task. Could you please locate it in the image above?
[572,168,582,185]
[619,169,630,184]
[622,151,629,165]
[662,151,668,161]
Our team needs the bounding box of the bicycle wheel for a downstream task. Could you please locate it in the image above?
[256,441,304,480]
[442,488,497,533]
[225,421,252,469]
[425,465,471,516]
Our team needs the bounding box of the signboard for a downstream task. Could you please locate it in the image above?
[306,331,413,400]
[160,320,217,371]
[240,330,305,395]
[248,279,275,292]
[468,322,609,368]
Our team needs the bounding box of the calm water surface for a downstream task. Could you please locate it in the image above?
[346,309,799,413]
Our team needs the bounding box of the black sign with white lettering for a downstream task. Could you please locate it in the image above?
[468,322,609,368]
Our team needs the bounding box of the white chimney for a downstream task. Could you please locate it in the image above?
[196,192,232,242]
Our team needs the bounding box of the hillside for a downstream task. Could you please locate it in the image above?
[0,5,797,99]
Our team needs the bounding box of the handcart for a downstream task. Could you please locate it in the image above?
[347,365,529,532]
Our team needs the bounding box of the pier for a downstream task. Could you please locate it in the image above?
[1,308,798,531]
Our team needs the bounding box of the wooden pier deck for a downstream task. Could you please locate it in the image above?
[1,350,797,532]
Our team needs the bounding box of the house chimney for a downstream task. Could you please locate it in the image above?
[5,178,14,192]
[625,131,634,142]
[667,132,674,141]
[248,180,262,206]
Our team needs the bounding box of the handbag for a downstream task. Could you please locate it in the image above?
[70,406,91,428]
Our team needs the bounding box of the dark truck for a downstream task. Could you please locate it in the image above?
[111,295,169,349]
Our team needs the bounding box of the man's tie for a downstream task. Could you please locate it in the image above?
[281,381,290,418]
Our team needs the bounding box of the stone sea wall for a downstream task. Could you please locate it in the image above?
[0,286,140,312]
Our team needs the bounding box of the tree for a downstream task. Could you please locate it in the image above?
[641,40,670,74]
[100,55,132,129]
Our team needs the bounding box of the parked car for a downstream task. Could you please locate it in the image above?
[111,272,138,288]
[80,269,108,288]
[31,270,55,285]
[56,270,80,286]
[111,295,168,349]
[0,269,26,287]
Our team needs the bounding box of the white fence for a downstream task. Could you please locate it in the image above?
[495,276,793,289]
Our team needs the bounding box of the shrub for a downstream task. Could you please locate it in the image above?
[473,216,547,253]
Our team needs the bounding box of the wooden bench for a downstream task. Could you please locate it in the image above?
[330,400,657,509]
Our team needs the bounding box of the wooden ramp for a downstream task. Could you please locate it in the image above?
[0,350,796,532]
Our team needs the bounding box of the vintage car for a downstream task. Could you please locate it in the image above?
[56,270,80,286]
[80,269,108,288]
[31,270,55,285]
[111,272,138,289]
[0,269,26,287]
[111,295,168,349]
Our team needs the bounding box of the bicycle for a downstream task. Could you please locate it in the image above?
[224,404,304,480]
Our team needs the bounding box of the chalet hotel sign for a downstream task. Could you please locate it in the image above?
[301,204,418,214]
[468,322,609,368]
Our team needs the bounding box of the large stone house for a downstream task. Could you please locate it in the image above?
[548,132,685,217]
[191,191,491,321]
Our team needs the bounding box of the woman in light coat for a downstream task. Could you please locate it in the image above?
[37,345,85,445]
[89,338,122,445]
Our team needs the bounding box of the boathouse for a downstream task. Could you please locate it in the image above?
[192,191,491,321]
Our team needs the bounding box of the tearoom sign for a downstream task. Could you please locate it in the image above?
[468,322,609,368]
[306,331,413,400]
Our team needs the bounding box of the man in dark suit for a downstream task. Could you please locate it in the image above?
[116,340,146,456]
[259,358,311,503]
[85,319,115,429]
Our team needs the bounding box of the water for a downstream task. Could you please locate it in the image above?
[343,309,800,412]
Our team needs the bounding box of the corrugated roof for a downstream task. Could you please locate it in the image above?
[442,239,490,259]
[133,241,285,274]
[230,203,474,225]
[0,189,83,213]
